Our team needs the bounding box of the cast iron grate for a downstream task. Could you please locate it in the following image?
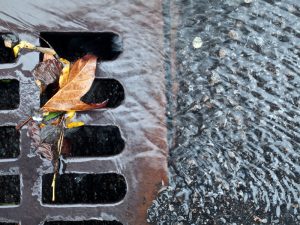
[0,32,126,224]
[39,32,127,205]
[0,2,168,223]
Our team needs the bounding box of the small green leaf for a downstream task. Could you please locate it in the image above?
[43,112,62,121]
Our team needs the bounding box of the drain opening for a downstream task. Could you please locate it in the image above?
[0,223,18,225]
[0,126,20,159]
[81,79,125,108]
[39,32,123,62]
[41,79,124,108]
[44,221,122,225]
[0,175,20,205]
[0,79,19,110]
[42,173,126,204]
[0,33,19,64]
[64,126,124,157]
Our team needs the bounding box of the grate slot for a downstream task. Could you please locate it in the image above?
[0,175,20,205]
[0,126,20,159]
[0,223,18,225]
[39,32,122,62]
[44,221,122,225]
[42,173,126,204]
[0,79,19,110]
[64,126,124,157]
[81,79,124,108]
[0,33,19,64]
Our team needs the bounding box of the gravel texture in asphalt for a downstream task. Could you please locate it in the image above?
[148,0,300,224]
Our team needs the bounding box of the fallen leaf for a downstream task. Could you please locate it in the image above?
[36,143,53,160]
[42,54,107,112]
[40,124,60,144]
[32,59,63,92]
[27,120,41,149]
[43,53,55,61]
[65,110,76,119]
[59,58,71,88]
[12,40,56,57]
[66,121,84,129]
[13,40,36,57]
[43,112,62,121]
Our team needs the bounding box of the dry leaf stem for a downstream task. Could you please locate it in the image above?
[16,116,33,131]
[51,116,65,202]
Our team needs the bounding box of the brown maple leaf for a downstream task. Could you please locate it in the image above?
[42,54,107,112]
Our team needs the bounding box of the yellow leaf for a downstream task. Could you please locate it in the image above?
[66,110,76,119]
[13,41,36,57]
[66,121,84,129]
[59,58,70,88]
[39,123,46,128]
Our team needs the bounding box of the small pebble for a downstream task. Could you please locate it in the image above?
[193,36,203,49]
[219,48,227,58]
[228,30,239,40]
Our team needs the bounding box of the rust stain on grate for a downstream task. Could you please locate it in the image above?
[0,1,168,224]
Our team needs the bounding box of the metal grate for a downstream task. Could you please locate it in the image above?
[0,2,168,224]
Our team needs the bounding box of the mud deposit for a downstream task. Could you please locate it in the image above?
[148,0,300,224]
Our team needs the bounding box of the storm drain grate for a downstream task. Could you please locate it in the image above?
[0,2,168,224]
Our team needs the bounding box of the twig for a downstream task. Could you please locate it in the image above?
[16,116,32,130]
[51,116,65,202]
[51,173,57,202]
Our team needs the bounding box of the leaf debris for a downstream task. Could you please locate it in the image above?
[4,37,111,202]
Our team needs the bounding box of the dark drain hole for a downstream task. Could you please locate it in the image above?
[44,221,122,225]
[42,173,126,204]
[82,79,124,108]
[0,33,18,64]
[0,79,20,110]
[0,175,20,205]
[64,126,124,157]
[40,32,123,62]
[0,126,20,159]
[0,223,18,225]
[41,79,124,108]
